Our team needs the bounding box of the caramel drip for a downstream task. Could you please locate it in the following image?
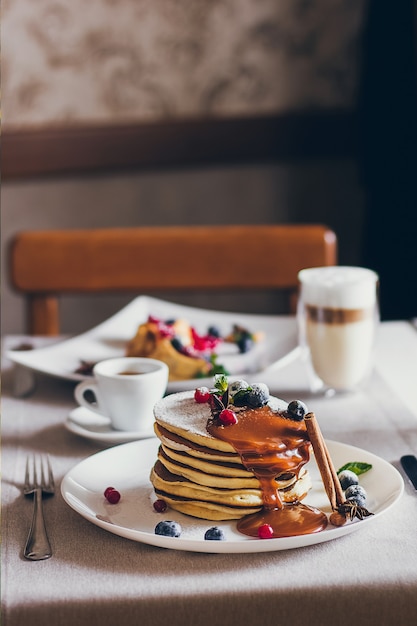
[207,405,328,537]
[306,305,373,324]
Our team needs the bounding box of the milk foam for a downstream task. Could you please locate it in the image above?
[298,266,378,309]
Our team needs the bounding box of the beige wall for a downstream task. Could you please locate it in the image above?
[2,160,365,335]
[2,0,366,128]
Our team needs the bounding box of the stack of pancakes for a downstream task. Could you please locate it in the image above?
[150,391,312,521]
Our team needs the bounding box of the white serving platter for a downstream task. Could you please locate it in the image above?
[7,295,299,393]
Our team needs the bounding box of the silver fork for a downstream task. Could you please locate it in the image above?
[23,455,55,560]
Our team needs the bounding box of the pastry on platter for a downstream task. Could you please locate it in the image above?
[126,315,262,381]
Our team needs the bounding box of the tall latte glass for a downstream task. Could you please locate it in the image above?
[297,267,379,394]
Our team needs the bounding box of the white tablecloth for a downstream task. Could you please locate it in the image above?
[2,322,417,626]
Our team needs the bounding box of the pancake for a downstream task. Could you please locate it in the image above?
[153,390,288,452]
[154,423,241,463]
[160,444,254,479]
[157,446,259,488]
[151,459,311,507]
[153,495,259,521]
[151,460,263,507]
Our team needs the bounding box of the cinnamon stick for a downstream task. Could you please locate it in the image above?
[304,412,345,510]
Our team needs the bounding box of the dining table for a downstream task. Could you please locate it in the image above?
[2,320,417,626]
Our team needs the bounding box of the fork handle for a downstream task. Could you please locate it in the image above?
[24,488,52,560]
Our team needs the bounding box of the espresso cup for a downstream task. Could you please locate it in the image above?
[74,357,168,431]
[297,266,379,394]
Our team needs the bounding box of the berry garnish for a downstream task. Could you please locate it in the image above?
[171,337,184,352]
[194,386,211,403]
[155,520,182,537]
[232,382,270,408]
[104,487,121,504]
[287,400,308,421]
[158,322,175,338]
[204,526,225,541]
[191,327,221,352]
[345,484,367,507]
[338,470,359,491]
[153,499,168,513]
[258,523,274,539]
[236,333,253,353]
[219,408,238,425]
[229,380,250,397]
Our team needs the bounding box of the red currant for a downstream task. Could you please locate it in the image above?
[258,523,274,539]
[104,487,121,504]
[219,408,238,425]
[153,499,168,513]
[194,387,211,403]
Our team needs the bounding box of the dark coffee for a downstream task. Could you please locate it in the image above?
[118,371,144,376]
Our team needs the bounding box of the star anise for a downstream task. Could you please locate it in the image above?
[337,501,374,521]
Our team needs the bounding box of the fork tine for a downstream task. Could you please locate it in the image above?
[46,455,55,490]
[40,455,54,490]
[33,456,43,487]
[24,456,31,489]
[39,455,46,488]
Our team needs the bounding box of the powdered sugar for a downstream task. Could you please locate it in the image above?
[153,390,288,439]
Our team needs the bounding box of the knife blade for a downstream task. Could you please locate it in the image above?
[400,455,417,490]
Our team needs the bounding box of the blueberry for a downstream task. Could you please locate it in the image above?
[229,380,250,397]
[345,484,367,507]
[208,325,221,338]
[204,526,225,541]
[338,470,359,491]
[171,338,183,352]
[287,400,308,421]
[237,334,253,353]
[155,520,182,538]
[246,383,269,407]
[232,382,269,408]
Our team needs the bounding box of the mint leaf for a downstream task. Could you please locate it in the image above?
[337,462,372,476]
[213,373,229,393]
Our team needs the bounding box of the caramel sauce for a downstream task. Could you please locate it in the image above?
[207,405,328,538]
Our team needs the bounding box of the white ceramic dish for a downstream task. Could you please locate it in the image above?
[65,407,156,445]
[6,296,299,393]
[61,438,403,554]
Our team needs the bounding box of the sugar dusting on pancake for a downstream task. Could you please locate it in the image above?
[150,384,313,522]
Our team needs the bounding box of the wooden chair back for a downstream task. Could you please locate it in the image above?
[9,224,337,335]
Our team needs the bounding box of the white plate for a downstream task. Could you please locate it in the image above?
[65,407,156,445]
[61,438,404,553]
[6,296,299,393]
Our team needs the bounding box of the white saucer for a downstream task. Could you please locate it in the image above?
[65,406,156,445]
